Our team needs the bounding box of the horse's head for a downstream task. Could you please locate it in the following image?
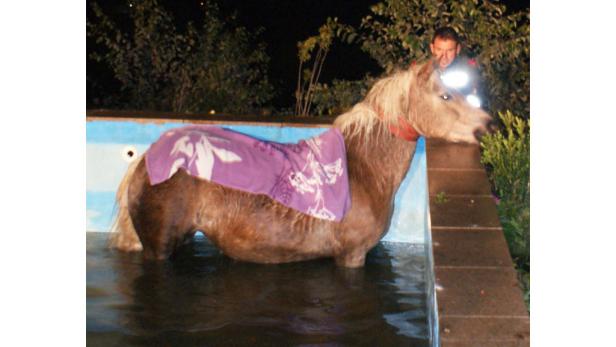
[406,60,493,144]
[338,60,493,144]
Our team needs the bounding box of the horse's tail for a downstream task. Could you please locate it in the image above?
[109,155,144,252]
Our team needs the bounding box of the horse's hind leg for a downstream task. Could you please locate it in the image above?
[130,171,198,260]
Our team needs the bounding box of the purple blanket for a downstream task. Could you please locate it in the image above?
[145,125,351,221]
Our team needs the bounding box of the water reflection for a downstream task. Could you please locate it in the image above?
[87,233,429,346]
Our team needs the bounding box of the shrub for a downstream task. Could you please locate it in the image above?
[480,110,530,309]
[87,0,274,114]
[309,79,373,116]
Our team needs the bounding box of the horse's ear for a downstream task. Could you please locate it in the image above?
[417,59,438,85]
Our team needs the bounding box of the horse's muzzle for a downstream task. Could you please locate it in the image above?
[473,118,497,142]
[487,119,499,133]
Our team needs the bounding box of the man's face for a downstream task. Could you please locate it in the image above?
[430,37,461,70]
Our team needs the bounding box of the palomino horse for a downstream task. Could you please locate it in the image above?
[110,60,492,267]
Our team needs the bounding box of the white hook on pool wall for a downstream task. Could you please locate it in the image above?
[122,145,139,163]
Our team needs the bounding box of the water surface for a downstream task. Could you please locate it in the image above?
[87,233,429,346]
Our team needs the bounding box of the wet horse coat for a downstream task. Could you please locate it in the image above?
[110,60,492,267]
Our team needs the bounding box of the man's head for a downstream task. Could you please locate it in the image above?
[430,27,461,70]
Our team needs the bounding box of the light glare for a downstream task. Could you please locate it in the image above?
[441,70,469,89]
[466,94,481,108]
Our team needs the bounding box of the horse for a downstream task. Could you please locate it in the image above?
[109,60,492,267]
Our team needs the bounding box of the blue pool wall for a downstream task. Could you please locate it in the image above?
[86,119,428,244]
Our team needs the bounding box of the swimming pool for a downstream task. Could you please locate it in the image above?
[86,116,438,345]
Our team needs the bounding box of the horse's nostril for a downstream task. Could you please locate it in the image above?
[487,119,499,133]
[473,128,486,142]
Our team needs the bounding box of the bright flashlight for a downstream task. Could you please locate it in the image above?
[441,70,469,89]
[466,94,481,108]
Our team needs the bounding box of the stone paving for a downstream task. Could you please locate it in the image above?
[426,139,529,347]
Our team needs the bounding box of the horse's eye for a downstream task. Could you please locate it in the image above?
[440,93,452,101]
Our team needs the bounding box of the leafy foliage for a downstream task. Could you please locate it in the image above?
[87,0,273,114]
[297,0,529,118]
[295,18,338,117]
[481,111,530,206]
[309,78,373,116]
[481,110,530,309]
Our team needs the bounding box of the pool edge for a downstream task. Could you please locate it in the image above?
[425,139,529,346]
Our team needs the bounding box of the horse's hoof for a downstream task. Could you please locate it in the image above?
[124,242,143,252]
[335,253,366,268]
[110,234,143,252]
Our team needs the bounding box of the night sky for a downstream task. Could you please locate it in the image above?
[87,0,529,109]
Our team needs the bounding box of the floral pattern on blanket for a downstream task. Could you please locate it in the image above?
[145,125,351,221]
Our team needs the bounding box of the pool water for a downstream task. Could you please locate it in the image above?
[87,232,430,346]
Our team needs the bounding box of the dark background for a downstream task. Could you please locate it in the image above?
[87,0,529,110]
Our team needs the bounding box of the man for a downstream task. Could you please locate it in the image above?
[429,27,482,108]
[430,26,462,71]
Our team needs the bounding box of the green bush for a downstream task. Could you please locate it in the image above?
[309,79,373,116]
[87,0,273,114]
[481,111,529,206]
[480,110,530,309]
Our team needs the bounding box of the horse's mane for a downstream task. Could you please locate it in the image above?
[334,67,417,141]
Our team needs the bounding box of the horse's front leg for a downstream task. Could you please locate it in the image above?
[333,183,388,268]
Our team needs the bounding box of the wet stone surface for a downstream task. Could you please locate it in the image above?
[87,233,431,346]
[426,139,529,346]
[429,196,501,229]
[432,229,513,267]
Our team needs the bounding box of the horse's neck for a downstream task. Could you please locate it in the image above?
[341,122,416,203]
